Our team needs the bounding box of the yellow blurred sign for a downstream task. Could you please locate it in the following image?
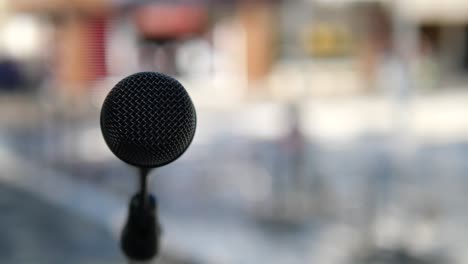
[301,24,352,57]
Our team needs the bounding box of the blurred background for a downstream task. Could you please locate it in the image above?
[2,0,468,263]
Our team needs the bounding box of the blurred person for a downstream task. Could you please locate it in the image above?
[413,34,439,92]
[271,103,307,221]
[359,5,393,93]
[133,3,208,75]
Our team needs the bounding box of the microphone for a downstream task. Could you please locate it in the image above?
[100,72,196,261]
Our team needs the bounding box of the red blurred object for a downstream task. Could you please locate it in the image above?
[86,16,108,80]
[134,5,208,40]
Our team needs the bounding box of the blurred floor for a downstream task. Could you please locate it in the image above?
[0,182,121,264]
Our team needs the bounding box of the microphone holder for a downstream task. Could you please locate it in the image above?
[121,168,161,261]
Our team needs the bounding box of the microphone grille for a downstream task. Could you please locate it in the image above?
[100,72,196,168]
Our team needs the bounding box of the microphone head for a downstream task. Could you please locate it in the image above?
[100,72,196,168]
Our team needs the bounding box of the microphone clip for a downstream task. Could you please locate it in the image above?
[121,192,161,261]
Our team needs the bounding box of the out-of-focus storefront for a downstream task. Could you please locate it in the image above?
[399,0,468,86]
[274,0,468,96]
[7,0,274,96]
[11,0,112,94]
[8,0,468,98]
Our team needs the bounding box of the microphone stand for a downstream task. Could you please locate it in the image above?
[121,168,161,262]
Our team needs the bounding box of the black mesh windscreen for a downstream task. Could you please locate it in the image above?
[100,72,196,168]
